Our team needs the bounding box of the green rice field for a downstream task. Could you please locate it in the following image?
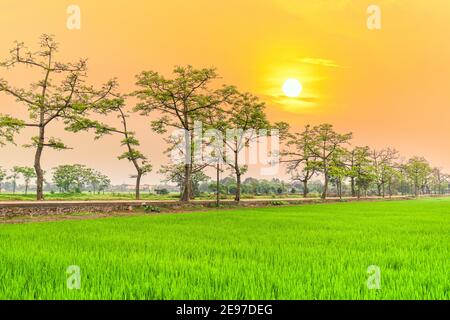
[0,198,449,299]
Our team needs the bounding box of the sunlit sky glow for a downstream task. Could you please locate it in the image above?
[1,0,450,184]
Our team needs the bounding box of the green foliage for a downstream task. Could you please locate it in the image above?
[118,150,144,161]
[404,156,432,196]
[300,124,352,198]
[155,188,169,195]
[134,66,230,131]
[66,95,151,198]
[0,167,6,192]
[270,200,289,206]
[134,65,235,201]
[143,205,161,213]
[52,164,110,194]
[13,166,36,195]
[65,118,115,140]
[47,137,69,150]
[159,164,209,197]
[0,35,119,200]
[0,115,25,146]
[15,167,36,180]
[347,146,376,196]
[121,135,140,147]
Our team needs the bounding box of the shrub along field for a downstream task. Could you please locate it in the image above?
[0,198,449,299]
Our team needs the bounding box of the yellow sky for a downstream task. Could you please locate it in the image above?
[1,0,450,183]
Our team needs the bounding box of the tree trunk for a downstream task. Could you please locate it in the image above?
[181,164,192,202]
[189,179,195,199]
[302,180,308,198]
[233,149,241,202]
[34,127,45,201]
[180,126,192,202]
[322,173,328,199]
[25,182,28,195]
[351,177,356,197]
[12,180,16,194]
[216,163,220,207]
[414,180,419,197]
[377,184,382,197]
[135,171,142,200]
[235,171,241,202]
[338,179,342,199]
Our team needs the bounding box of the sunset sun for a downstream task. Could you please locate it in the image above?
[282,78,303,98]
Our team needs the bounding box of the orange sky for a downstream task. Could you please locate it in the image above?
[1,0,450,184]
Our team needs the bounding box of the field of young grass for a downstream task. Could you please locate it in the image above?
[0,198,449,299]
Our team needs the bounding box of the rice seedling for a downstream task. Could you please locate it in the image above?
[0,198,448,300]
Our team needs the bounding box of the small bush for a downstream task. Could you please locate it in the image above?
[308,192,321,198]
[143,205,161,213]
[271,200,289,206]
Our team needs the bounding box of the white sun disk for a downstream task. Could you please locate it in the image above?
[282,79,302,98]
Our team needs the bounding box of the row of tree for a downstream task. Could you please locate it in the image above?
[0,165,110,194]
[0,166,36,194]
[0,35,284,201]
[0,35,449,201]
[282,124,449,199]
[52,164,110,194]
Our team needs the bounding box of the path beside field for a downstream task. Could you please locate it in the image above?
[0,195,418,218]
[0,195,413,206]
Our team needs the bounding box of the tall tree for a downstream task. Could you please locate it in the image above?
[349,147,375,198]
[134,65,235,202]
[0,35,118,200]
[404,156,432,197]
[430,167,448,195]
[202,108,227,206]
[282,125,318,198]
[347,148,358,197]
[303,124,352,199]
[383,164,401,198]
[53,164,88,193]
[16,166,36,195]
[160,130,213,199]
[370,148,399,197]
[219,93,275,202]
[328,148,349,199]
[159,164,209,198]
[85,169,111,194]
[8,167,21,194]
[68,97,151,200]
[0,167,6,193]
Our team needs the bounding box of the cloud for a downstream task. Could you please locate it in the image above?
[299,57,343,68]
[273,95,319,103]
